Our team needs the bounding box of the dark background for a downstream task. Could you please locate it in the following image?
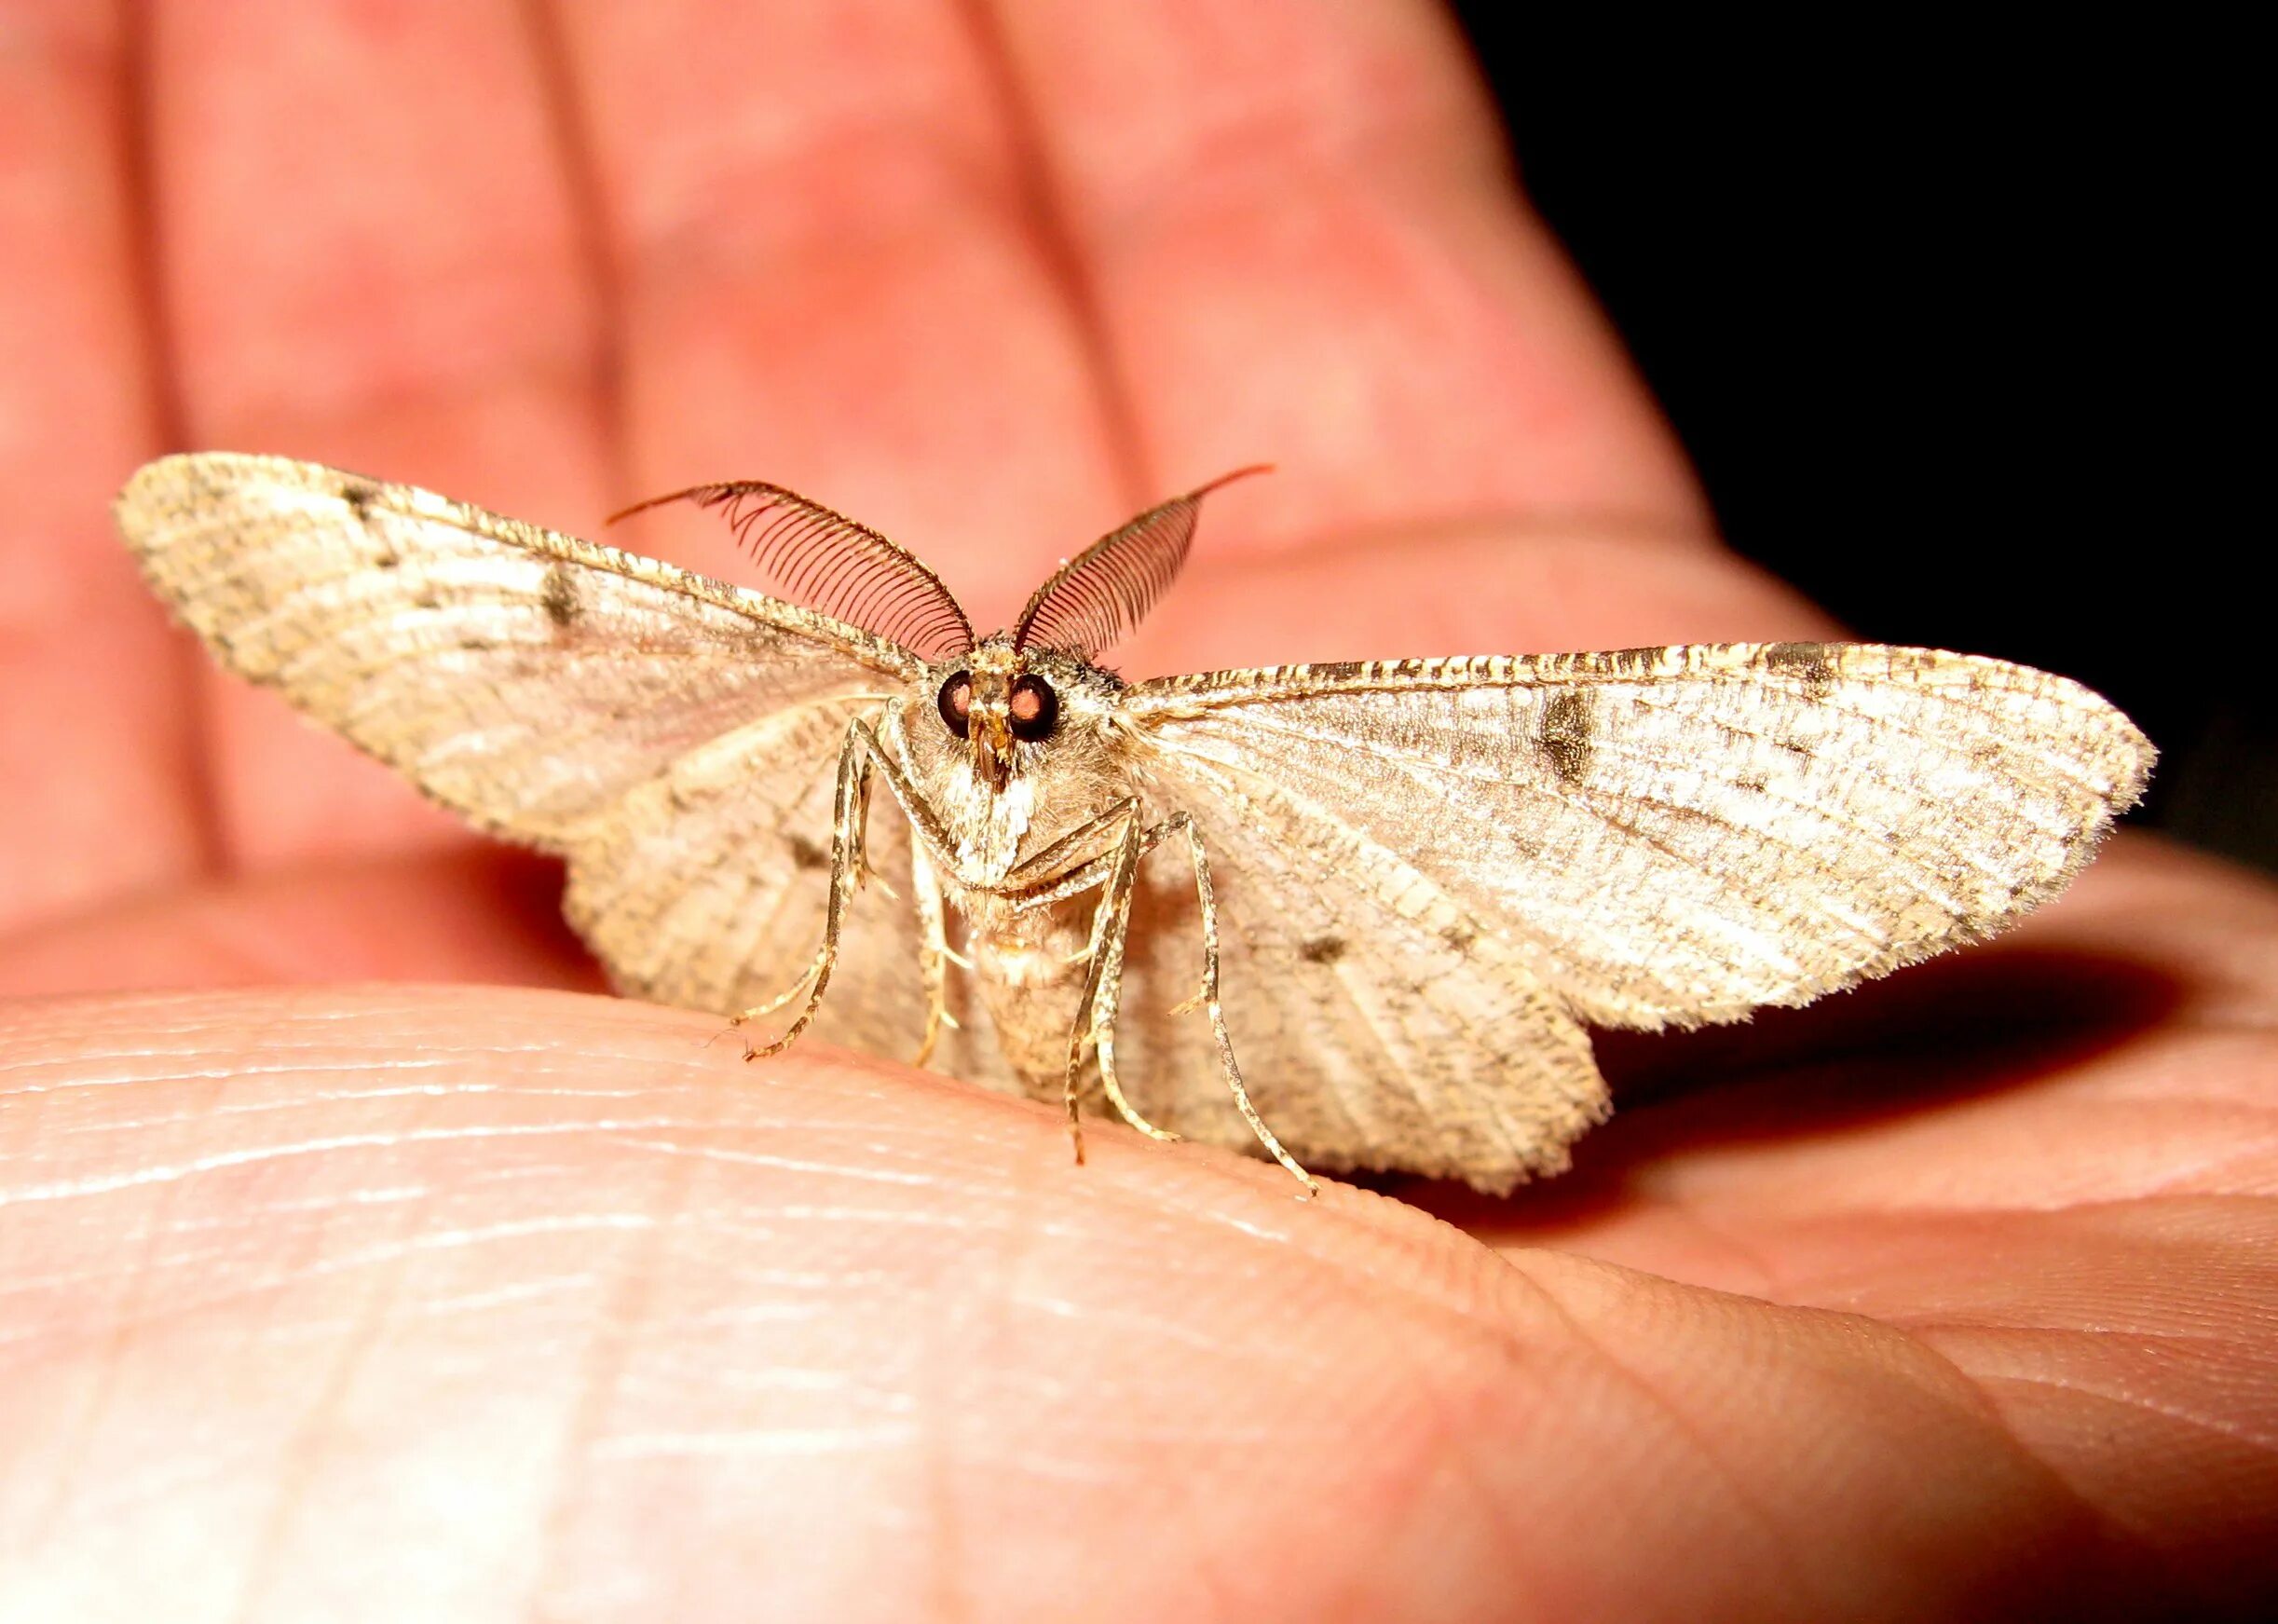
[1450,18,2266,872]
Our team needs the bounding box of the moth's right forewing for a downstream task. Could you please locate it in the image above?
[1128,646,2154,1032]
[117,452,918,850]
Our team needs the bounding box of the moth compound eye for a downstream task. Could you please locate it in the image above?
[936,671,974,737]
[1008,675,1058,743]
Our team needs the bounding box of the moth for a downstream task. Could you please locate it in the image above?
[117,453,2153,1195]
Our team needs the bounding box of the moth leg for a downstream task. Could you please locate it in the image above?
[1150,813,1320,1199]
[1053,802,1135,1165]
[853,718,971,903]
[1080,823,1180,1145]
[851,767,906,902]
[907,835,958,1070]
[733,720,871,1059]
[730,952,827,1022]
[1057,804,1177,1159]
[996,796,1160,896]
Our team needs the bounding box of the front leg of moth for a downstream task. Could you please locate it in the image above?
[1155,815,1320,1198]
[1033,812,1316,1196]
[1054,805,1181,1163]
[907,835,960,1069]
[732,717,876,1059]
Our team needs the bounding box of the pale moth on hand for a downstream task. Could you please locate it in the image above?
[117,455,2154,1197]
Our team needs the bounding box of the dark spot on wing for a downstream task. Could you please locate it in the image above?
[1777,736,1815,759]
[1299,935,1346,964]
[338,479,404,567]
[1440,921,1478,952]
[786,833,830,872]
[1766,641,1837,700]
[1737,773,1768,794]
[541,564,581,629]
[1539,689,1594,786]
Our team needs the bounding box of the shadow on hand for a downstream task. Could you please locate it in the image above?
[1395,938,2182,1235]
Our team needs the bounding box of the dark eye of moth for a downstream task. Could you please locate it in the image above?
[1008,674,1058,743]
[936,671,973,737]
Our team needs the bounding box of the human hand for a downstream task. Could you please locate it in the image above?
[5,6,2273,1619]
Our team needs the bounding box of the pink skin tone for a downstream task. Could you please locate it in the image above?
[4,5,2274,1620]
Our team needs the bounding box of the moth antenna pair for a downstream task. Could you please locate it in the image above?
[613,467,1273,662]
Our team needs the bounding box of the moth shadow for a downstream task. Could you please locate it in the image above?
[1388,941,2184,1226]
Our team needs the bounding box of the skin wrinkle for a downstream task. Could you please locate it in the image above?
[229,1150,431,1624]
[411,1273,610,1320]
[1497,1263,1833,1615]
[1734,1121,2275,1223]
[1867,1332,2190,1603]
[1966,1366,2278,1463]
[19,985,237,1548]
[924,1140,1044,1624]
[3,1215,665,1369]
[523,1061,717,1624]
[1311,1264,1547,1622]
[1617,1186,1787,1303]
[0,1119,757,1207]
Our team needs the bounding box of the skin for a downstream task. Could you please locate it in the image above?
[1,4,2272,1620]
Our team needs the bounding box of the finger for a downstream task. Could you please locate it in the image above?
[2,986,2173,1620]
[0,6,208,930]
[150,0,614,865]
[553,1,1131,621]
[986,3,1708,553]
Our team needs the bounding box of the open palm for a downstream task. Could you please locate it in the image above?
[4,7,2272,1620]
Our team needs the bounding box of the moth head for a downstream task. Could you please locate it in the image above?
[927,636,1089,786]
[901,635,1134,885]
[900,469,1267,873]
